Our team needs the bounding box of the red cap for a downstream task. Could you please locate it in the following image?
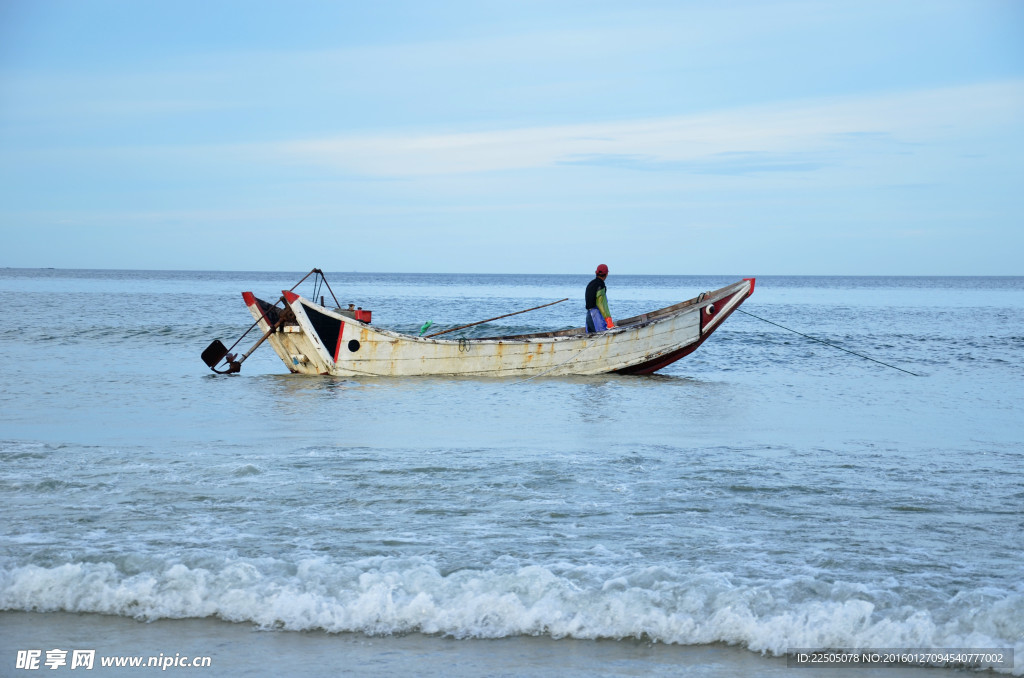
[595,264,608,275]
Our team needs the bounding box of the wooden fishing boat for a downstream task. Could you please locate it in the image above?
[202,273,755,377]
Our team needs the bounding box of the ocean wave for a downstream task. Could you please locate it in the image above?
[17,323,252,347]
[2,558,1020,673]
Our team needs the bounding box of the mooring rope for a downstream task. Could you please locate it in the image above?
[736,308,921,376]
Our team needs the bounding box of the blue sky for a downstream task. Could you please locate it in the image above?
[1,0,1022,274]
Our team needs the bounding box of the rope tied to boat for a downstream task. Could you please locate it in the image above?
[736,308,921,376]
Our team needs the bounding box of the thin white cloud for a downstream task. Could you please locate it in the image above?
[272,81,1023,177]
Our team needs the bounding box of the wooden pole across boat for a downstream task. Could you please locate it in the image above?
[424,298,569,338]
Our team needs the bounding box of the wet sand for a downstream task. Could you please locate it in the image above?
[0,611,964,677]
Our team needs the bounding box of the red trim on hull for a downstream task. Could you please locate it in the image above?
[242,291,272,326]
[333,321,346,363]
[617,280,754,375]
[701,290,742,333]
[283,290,300,304]
[615,339,707,375]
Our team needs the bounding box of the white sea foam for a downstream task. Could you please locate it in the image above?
[2,558,1020,674]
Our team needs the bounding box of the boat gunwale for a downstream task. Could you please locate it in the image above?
[271,279,748,345]
[480,280,746,340]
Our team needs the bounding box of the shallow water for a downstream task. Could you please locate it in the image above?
[1,270,1022,675]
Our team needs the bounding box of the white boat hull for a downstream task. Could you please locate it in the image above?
[242,278,755,377]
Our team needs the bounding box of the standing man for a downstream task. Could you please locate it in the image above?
[585,264,615,333]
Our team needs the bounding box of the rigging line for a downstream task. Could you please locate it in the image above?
[736,308,921,377]
[318,271,343,309]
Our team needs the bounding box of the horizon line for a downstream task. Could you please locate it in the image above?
[2,266,1021,278]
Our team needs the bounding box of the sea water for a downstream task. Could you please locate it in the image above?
[0,270,1021,676]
